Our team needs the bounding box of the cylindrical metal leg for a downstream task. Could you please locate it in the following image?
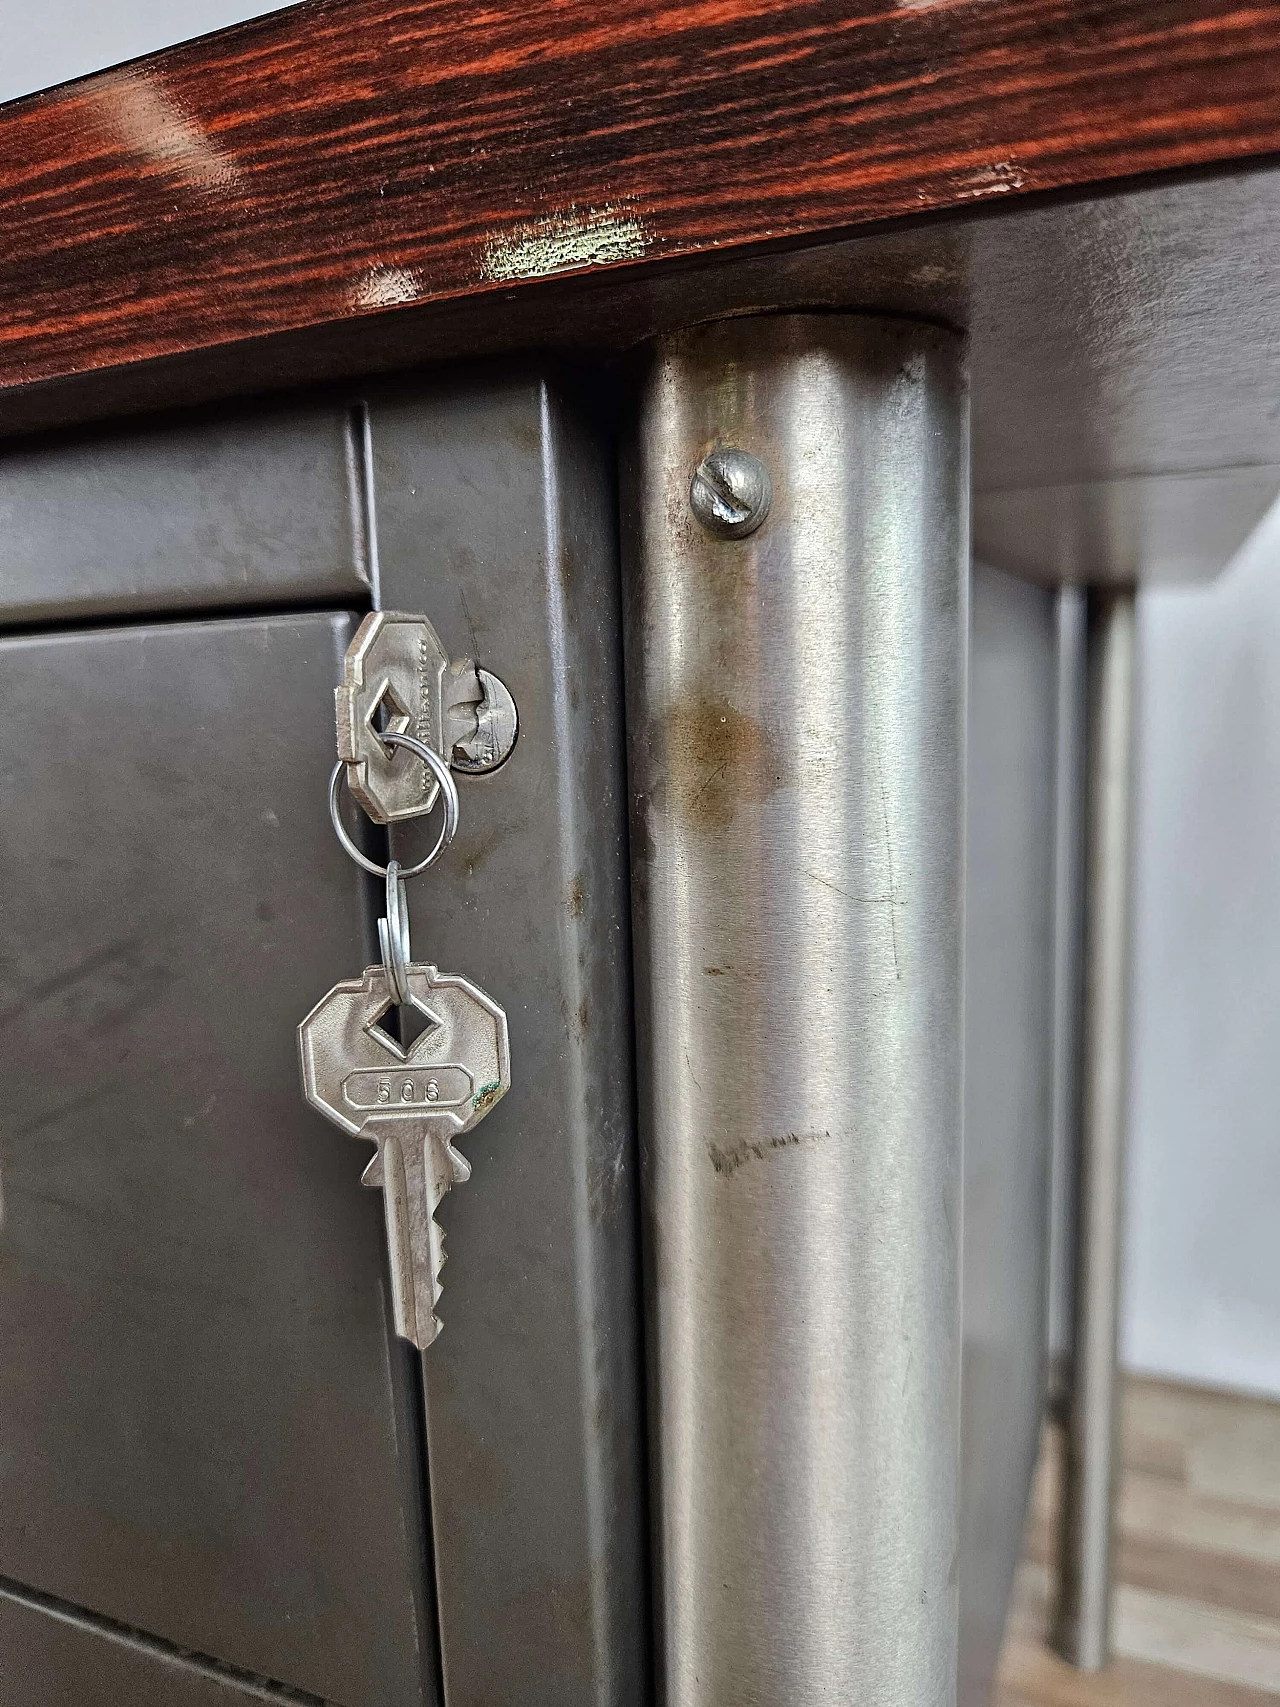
[1054,587,1137,1671]
[622,315,968,1707]
[1047,586,1087,1400]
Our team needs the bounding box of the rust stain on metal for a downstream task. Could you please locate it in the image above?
[660,697,780,831]
[473,1079,503,1118]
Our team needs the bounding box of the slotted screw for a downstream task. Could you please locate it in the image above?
[689,447,772,540]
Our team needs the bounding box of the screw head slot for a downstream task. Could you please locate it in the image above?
[689,447,772,539]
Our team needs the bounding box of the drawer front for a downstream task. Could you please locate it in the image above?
[0,613,432,1707]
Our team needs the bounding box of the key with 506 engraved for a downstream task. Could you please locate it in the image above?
[297,961,510,1348]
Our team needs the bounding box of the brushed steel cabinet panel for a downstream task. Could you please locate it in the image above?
[0,402,369,622]
[0,615,432,1707]
[368,374,648,1707]
[959,563,1058,1705]
[0,1588,315,1707]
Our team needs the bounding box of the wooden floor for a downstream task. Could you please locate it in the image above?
[995,1377,1280,1705]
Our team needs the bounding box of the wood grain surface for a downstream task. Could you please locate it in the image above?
[997,1379,1280,1706]
[1,0,1280,412]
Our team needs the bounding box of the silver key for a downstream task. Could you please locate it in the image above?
[297,961,510,1347]
[335,611,516,823]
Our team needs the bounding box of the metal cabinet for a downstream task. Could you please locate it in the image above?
[0,614,434,1705]
[367,374,647,1707]
[0,402,371,622]
[0,370,648,1707]
[0,1589,328,1706]
[0,359,1056,1707]
[960,564,1058,1705]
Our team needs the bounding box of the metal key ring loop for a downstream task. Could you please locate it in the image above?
[378,859,414,1005]
[328,730,460,879]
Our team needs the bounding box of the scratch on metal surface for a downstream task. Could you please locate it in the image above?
[707,1129,830,1178]
[481,206,649,283]
[874,743,904,982]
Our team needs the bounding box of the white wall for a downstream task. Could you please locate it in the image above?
[1,1,302,107]
[1125,496,1280,1398]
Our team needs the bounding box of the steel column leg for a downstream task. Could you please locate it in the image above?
[1047,585,1087,1399]
[622,315,968,1707]
[1054,587,1137,1671]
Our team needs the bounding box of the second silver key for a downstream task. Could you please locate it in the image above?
[297,962,511,1347]
[334,610,468,824]
[334,610,518,823]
